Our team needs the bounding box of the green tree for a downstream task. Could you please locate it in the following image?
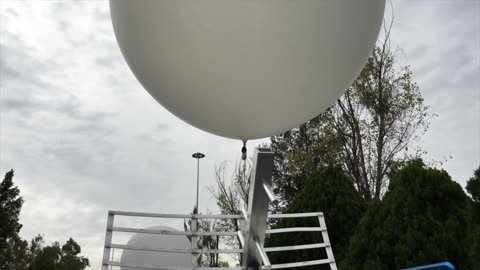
[58,238,89,270]
[466,166,480,204]
[0,170,24,269]
[470,228,480,270]
[266,167,366,269]
[324,32,431,199]
[196,218,222,267]
[184,207,231,267]
[30,241,61,270]
[270,25,432,202]
[270,118,340,206]
[341,160,472,269]
[466,166,480,268]
[28,236,89,270]
[1,235,29,270]
[0,170,89,270]
[209,161,251,264]
[28,235,44,266]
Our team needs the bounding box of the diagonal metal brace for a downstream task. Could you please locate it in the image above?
[241,148,274,270]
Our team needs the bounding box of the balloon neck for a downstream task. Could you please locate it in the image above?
[241,141,247,161]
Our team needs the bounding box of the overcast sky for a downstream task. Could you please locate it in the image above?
[0,0,479,268]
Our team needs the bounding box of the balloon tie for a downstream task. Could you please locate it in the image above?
[241,141,247,161]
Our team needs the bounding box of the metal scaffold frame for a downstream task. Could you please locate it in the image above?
[101,148,337,270]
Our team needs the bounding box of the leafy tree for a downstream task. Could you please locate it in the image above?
[266,167,366,269]
[341,160,473,269]
[270,25,432,202]
[324,27,431,199]
[209,161,251,264]
[28,236,89,270]
[59,238,89,270]
[29,241,62,270]
[466,166,480,268]
[0,170,89,270]
[184,207,229,267]
[466,166,480,204]
[28,235,44,265]
[196,218,222,267]
[210,161,249,218]
[0,170,24,268]
[1,235,29,270]
[269,118,340,206]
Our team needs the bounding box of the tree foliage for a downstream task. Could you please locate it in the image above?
[266,167,366,269]
[58,238,90,270]
[209,161,251,263]
[466,166,480,204]
[0,170,89,270]
[327,31,431,199]
[184,207,230,267]
[341,160,473,269]
[0,234,89,270]
[270,118,340,206]
[0,170,24,268]
[270,26,432,202]
[466,166,480,268]
[28,236,89,270]
[210,161,250,218]
[1,235,29,270]
[196,219,224,267]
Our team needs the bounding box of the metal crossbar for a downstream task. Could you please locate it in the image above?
[107,260,243,270]
[263,243,330,252]
[110,211,244,219]
[107,244,244,255]
[111,227,240,237]
[263,258,334,269]
[102,148,337,270]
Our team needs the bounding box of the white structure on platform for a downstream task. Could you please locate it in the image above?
[102,148,338,270]
[120,226,192,270]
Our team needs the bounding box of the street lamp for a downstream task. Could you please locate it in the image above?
[192,152,205,214]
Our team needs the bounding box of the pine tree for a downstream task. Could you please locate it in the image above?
[341,160,473,269]
[0,170,24,268]
[266,167,366,269]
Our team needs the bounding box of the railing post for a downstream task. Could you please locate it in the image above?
[241,148,274,270]
[102,212,114,270]
[191,215,198,266]
[318,214,337,270]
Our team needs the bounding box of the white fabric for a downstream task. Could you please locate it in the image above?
[120,226,192,269]
[110,0,385,140]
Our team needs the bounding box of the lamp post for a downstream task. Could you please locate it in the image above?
[192,152,205,214]
[191,152,205,267]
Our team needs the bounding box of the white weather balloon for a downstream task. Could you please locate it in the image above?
[120,226,192,270]
[110,0,385,140]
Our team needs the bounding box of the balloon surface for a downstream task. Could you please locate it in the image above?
[120,226,192,269]
[110,0,385,140]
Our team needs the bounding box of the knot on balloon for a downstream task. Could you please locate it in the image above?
[241,143,247,161]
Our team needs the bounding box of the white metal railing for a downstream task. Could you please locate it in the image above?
[262,212,336,270]
[102,148,336,270]
[102,210,336,270]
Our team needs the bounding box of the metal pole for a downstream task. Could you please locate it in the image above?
[102,212,114,270]
[192,152,205,214]
[196,157,200,213]
[192,157,199,267]
[191,152,204,267]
